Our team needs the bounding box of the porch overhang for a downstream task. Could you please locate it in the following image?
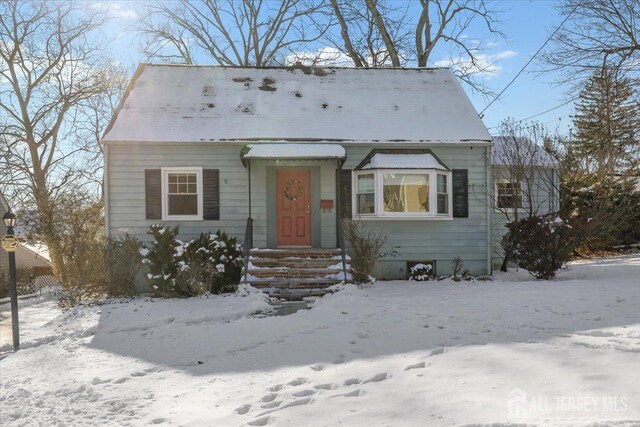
[241,143,346,166]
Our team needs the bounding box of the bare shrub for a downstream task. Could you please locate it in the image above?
[343,219,386,283]
[104,235,143,297]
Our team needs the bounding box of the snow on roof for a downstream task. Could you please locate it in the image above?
[20,241,51,263]
[492,136,556,167]
[102,64,492,143]
[360,153,447,170]
[242,143,346,159]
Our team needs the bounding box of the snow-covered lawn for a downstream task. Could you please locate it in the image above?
[1,256,639,426]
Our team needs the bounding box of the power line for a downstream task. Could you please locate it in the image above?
[479,2,581,116]
[487,96,578,129]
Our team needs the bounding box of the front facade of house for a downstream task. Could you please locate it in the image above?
[102,65,495,279]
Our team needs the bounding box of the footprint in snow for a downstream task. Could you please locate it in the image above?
[363,373,389,383]
[257,398,312,417]
[332,354,346,364]
[235,404,252,415]
[343,378,361,386]
[404,361,426,371]
[429,347,446,356]
[261,401,281,409]
[287,377,308,387]
[151,418,166,424]
[267,385,283,392]
[310,364,325,371]
[332,389,363,398]
[247,415,271,426]
[261,394,278,403]
[314,383,334,390]
[292,389,315,397]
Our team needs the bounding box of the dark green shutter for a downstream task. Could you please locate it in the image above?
[203,169,220,220]
[339,169,352,219]
[145,169,162,219]
[452,169,468,218]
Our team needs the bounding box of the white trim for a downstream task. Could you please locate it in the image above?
[161,167,204,221]
[352,169,453,220]
[494,178,527,212]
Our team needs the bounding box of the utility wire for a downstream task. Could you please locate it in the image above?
[487,96,579,130]
[479,2,581,116]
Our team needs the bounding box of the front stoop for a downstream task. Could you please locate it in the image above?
[245,248,351,294]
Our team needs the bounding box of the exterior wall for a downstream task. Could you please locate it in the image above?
[106,143,339,248]
[343,144,491,278]
[490,166,560,269]
[107,142,492,280]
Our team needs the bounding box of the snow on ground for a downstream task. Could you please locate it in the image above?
[1,256,639,426]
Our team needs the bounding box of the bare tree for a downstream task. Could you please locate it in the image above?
[327,0,502,92]
[544,0,640,84]
[139,0,331,66]
[0,0,125,274]
[471,120,560,271]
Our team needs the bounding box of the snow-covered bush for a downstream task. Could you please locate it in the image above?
[144,225,181,296]
[502,215,576,279]
[343,219,386,283]
[143,226,243,297]
[104,235,143,297]
[408,263,433,281]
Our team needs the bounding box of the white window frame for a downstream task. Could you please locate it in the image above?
[352,169,453,220]
[161,167,204,221]
[495,178,528,212]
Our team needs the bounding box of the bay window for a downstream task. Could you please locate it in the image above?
[353,169,452,219]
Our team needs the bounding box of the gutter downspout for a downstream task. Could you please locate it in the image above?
[486,144,492,275]
[104,143,110,238]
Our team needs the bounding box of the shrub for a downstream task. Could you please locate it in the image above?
[144,225,181,296]
[451,257,465,282]
[104,235,143,297]
[209,230,243,293]
[408,263,432,281]
[343,219,386,283]
[143,227,244,297]
[502,215,576,279]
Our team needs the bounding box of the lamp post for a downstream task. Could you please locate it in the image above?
[2,211,19,350]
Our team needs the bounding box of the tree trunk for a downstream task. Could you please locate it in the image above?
[364,0,400,67]
[330,0,365,68]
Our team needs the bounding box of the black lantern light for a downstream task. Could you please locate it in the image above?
[3,211,17,231]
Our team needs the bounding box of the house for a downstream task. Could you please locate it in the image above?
[102,64,548,286]
[490,136,560,268]
[0,194,53,276]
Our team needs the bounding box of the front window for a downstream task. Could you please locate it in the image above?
[437,174,448,214]
[383,173,429,213]
[162,168,203,220]
[356,173,375,214]
[496,180,523,210]
[353,170,451,218]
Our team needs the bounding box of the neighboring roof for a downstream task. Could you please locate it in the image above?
[492,136,556,167]
[241,143,346,161]
[102,64,492,144]
[19,241,52,264]
[355,149,449,170]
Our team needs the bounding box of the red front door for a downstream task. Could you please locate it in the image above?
[276,168,311,246]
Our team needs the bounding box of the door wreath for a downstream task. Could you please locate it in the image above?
[284,179,304,201]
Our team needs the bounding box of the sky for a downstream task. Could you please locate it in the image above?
[96,0,577,135]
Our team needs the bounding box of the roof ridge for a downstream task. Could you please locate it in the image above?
[140,63,450,71]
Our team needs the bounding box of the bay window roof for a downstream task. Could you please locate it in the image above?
[355,149,449,171]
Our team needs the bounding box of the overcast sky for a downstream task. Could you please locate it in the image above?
[97,0,576,135]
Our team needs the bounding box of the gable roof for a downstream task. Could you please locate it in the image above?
[102,64,491,144]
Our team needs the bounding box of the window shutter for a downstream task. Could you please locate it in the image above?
[145,169,162,220]
[339,169,352,219]
[203,169,220,220]
[452,169,468,218]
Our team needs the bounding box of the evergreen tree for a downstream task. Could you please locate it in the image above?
[571,67,640,179]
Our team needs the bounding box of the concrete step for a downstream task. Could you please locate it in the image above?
[248,277,343,289]
[251,258,343,269]
[249,268,350,279]
[250,248,343,259]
